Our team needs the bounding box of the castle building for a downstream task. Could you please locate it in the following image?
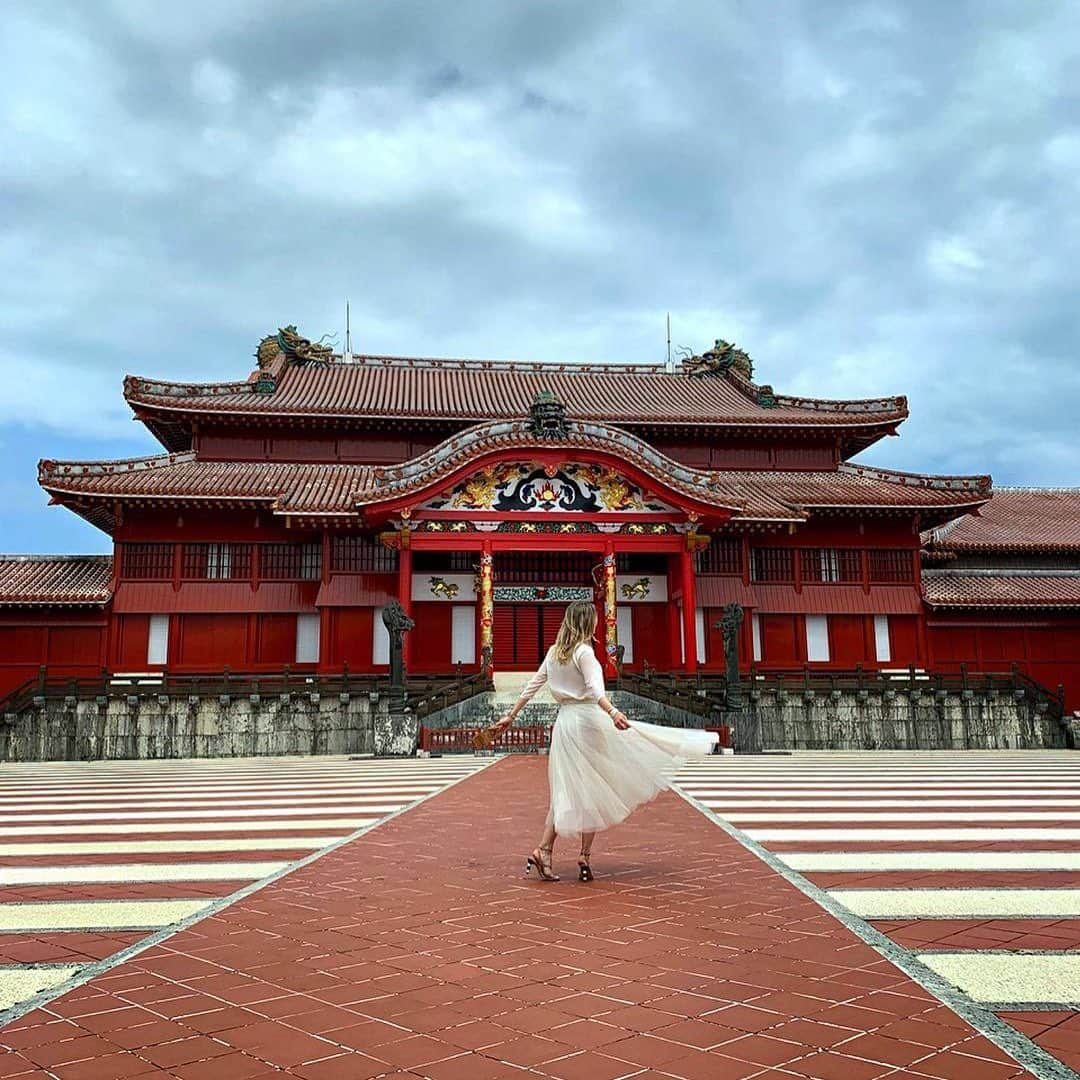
[2,329,1077,710]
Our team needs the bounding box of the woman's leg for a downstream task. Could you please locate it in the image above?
[578,830,595,881]
[537,821,557,852]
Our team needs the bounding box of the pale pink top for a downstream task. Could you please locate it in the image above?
[519,642,606,704]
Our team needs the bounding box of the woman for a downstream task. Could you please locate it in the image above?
[491,600,719,882]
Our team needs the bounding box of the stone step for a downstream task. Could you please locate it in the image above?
[492,671,551,704]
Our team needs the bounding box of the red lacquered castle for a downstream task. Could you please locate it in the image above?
[3,330,1078,708]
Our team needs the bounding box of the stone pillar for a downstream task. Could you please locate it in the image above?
[479,546,494,675]
[603,544,617,676]
[680,546,698,673]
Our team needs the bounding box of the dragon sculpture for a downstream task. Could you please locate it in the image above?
[255,325,336,370]
[681,339,754,380]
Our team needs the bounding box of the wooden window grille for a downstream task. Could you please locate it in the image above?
[121,543,174,580]
[332,536,398,573]
[800,548,861,583]
[869,549,914,583]
[616,553,669,574]
[695,538,742,575]
[496,551,596,584]
[181,543,252,580]
[261,542,321,580]
[750,547,795,583]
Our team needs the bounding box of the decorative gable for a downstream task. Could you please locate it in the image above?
[421,463,678,514]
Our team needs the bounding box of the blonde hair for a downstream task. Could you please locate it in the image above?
[553,600,598,664]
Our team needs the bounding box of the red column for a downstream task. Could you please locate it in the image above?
[479,542,494,674]
[398,543,413,671]
[681,545,698,673]
[602,541,617,676]
[667,555,681,670]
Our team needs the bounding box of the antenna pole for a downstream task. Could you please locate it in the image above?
[344,299,352,363]
[666,312,672,372]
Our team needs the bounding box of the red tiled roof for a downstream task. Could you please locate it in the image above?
[0,555,112,606]
[923,570,1080,609]
[124,357,908,433]
[39,419,990,532]
[39,453,373,514]
[925,488,1080,553]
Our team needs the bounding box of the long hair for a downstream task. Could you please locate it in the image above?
[553,600,598,664]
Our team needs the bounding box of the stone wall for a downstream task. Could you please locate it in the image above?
[421,687,1070,753]
[0,692,420,762]
[739,686,1070,751]
[4,683,1067,761]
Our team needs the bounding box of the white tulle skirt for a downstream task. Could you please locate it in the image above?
[545,702,720,836]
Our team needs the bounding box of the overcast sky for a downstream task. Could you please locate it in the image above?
[3,1,1078,554]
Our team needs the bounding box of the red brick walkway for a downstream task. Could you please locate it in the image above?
[0,757,1039,1079]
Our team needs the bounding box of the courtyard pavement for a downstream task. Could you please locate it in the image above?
[0,751,1077,1079]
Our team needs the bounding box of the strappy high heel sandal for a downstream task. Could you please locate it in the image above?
[525,846,559,882]
[578,846,594,883]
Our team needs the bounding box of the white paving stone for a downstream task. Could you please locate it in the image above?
[0,966,82,1011]
[749,828,1080,843]
[1,804,406,823]
[781,851,1080,872]
[697,798,1080,809]
[916,953,1080,1005]
[0,900,213,932]
[0,862,289,886]
[1,817,381,838]
[831,888,1080,919]
[722,810,1080,823]
[0,838,337,857]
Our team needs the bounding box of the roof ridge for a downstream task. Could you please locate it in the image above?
[345,355,671,375]
[924,568,1080,578]
[0,553,111,562]
[125,374,255,399]
[39,451,196,482]
[992,486,1080,493]
[838,461,992,493]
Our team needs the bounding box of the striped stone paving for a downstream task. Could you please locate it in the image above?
[1,753,1056,1080]
[0,755,491,1026]
[675,750,1080,1075]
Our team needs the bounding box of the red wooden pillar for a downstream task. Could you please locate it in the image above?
[681,545,698,673]
[318,532,331,672]
[602,540,617,676]
[398,543,413,671]
[667,554,681,669]
[479,542,494,673]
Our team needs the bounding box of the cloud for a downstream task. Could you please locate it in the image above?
[1,0,1078,551]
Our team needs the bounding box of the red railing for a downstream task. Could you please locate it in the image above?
[419,722,731,753]
[420,725,550,753]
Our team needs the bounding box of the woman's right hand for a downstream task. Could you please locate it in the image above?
[612,710,630,730]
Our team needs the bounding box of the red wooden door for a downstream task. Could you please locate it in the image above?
[115,615,150,669]
[830,615,869,667]
[410,603,453,673]
[632,605,671,670]
[890,616,920,667]
[330,608,375,671]
[256,614,296,665]
[177,614,249,668]
[514,605,542,668]
[540,604,569,653]
[492,605,516,669]
[760,614,800,667]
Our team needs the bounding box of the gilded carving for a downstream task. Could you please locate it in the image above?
[429,577,460,599]
[620,577,651,600]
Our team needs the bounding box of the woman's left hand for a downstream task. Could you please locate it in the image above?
[612,710,630,730]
